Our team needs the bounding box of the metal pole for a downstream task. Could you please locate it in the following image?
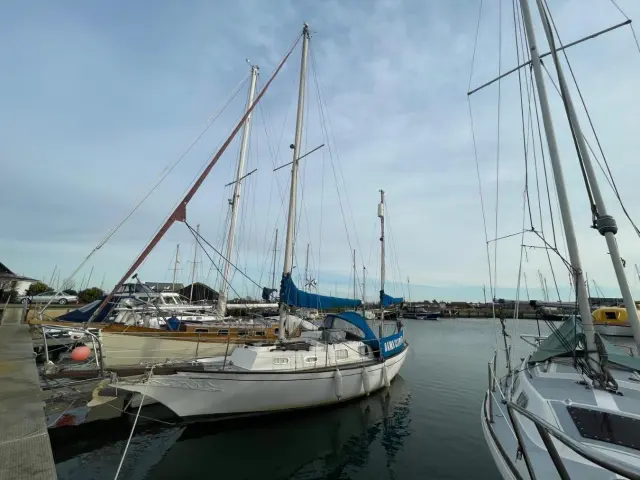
[362,265,367,317]
[279,23,310,341]
[190,224,200,303]
[220,64,259,316]
[534,0,640,350]
[520,0,600,370]
[353,249,357,300]
[172,244,180,292]
[379,190,386,339]
[487,367,494,423]
[535,423,571,480]
[272,229,278,290]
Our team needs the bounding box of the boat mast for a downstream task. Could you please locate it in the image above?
[532,0,640,348]
[304,243,310,288]
[218,64,259,316]
[279,23,310,341]
[189,224,200,303]
[271,228,278,290]
[362,265,367,316]
[379,189,386,338]
[172,244,180,292]
[519,0,600,367]
[353,249,357,300]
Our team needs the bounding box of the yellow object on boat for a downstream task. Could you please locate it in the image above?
[592,306,630,325]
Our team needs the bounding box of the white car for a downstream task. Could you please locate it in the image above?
[18,291,79,305]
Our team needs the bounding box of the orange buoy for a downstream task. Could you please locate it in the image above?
[71,345,91,361]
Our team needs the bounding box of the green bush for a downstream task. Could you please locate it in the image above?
[27,281,50,296]
[78,287,105,303]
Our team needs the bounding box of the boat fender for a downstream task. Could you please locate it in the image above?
[334,368,343,399]
[382,362,390,388]
[362,367,370,396]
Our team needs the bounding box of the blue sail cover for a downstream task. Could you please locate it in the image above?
[381,291,403,307]
[281,274,362,310]
[57,296,115,323]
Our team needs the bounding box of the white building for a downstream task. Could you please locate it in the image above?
[0,262,38,295]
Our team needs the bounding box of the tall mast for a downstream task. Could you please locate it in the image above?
[532,0,640,348]
[407,277,411,304]
[279,23,310,341]
[363,265,367,316]
[379,189,386,338]
[172,244,180,292]
[519,0,599,367]
[189,223,200,303]
[218,64,259,315]
[353,249,357,300]
[271,228,278,290]
[304,243,310,288]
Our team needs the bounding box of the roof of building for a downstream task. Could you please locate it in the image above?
[0,262,38,283]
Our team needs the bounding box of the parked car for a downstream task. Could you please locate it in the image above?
[17,291,79,305]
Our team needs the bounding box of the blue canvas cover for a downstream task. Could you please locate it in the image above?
[280,274,362,310]
[326,311,407,359]
[57,296,115,323]
[380,291,403,307]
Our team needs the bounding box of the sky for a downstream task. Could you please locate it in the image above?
[2,0,640,302]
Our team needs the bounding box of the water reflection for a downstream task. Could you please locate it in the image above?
[53,376,411,480]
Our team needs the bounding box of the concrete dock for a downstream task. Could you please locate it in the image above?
[0,307,57,480]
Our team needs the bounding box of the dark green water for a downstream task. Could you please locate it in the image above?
[52,318,554,480]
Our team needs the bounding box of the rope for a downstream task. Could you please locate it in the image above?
[114,365,157,480]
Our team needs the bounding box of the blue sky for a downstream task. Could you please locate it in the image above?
[2,0,640,302]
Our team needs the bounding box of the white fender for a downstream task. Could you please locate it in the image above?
[382,361,390,388]
[334,368,343,399]
[362,366,371,396]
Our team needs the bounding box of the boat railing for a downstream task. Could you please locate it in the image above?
[486,354,640,480]
[35,323,105,378]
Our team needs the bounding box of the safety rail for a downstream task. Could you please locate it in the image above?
[486,354,640,480]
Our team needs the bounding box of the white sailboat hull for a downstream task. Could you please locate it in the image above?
[100,332,236,367]
[113,347,407,418]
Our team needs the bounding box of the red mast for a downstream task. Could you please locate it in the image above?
[89,33,302,321]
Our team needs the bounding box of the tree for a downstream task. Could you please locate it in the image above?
[63,289,78,295]
[27,282,50,296]
[78,287,105,303]
[0,285,18,303]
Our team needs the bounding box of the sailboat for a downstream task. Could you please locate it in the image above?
[477,1,640,478]
[108,23,408,419]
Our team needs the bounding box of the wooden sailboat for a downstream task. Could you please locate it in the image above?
[107,23,408,419]
[476,1,640,478]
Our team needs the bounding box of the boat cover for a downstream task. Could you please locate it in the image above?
[528,316,640,371]
[56,296,115,323]
[280,274,362,310]
[381,291,403,307]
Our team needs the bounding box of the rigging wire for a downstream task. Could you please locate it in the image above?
[185,222,263,291]
[542,0,640,240]
[514,0,563,302]
[309,47,365,288]
[609,0,640,53]
[467,0,497,328]
[37,74,250,313]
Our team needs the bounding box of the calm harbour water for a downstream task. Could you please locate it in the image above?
[51,318,557,480]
